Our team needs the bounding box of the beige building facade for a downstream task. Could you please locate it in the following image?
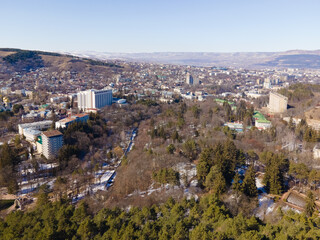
[268,92,288,113]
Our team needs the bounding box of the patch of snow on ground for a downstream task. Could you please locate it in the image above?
[281,204,302,214]
[173,162,197,187]
[256,175,266,193]
[255,195,275,219]
[190,180,198,187]
[72,170,116,203]
[46,179,56,189]
[18,178,50,195]
[255,173,276,220]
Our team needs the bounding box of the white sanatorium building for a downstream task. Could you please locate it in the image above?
[18,120,53,142]
[41,130,63,160]
[55,113,89,129]
[268,92,288,114]
[77,89,112,111]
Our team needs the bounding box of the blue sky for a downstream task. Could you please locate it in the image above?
[1,0,320,52]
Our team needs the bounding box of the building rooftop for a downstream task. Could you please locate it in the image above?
[215,98,235,105]
[286,192,306,208]
[270,91,288,101]
[58,117,75,123]
[19,120,53,129]
[57,113,89,123]
[42,130,63,138]
[24,128,41,136]
[253,111,271,123]
[73,113,89,118]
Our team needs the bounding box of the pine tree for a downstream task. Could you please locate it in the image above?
[0,143,18,170]
[305,190,316,217]
[166,144,176,154]
[213,142,227,178]
[242,166,257,197]
[289,162,309,189]
[197,148,213,186]
[158,126,166,139]
[309,169,320,191]
[236,100,247,121]
[171,130,180,142]
[303,127,312,142]
[14,135,21,148]
[205,166,226,196]
[269,166,283,195]
[223,140,238,168]
[263,152,288,195]
[76,216,97,240]
[191,105,201,119]
[183,139,197,160]
[232,172,242,195]
[223,102,232,121]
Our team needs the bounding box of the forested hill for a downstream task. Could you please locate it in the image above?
[1,194,320,240]
[0,48,123,73]
[260,54,320,69]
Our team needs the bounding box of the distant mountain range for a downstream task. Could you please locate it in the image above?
[61,50,320,69]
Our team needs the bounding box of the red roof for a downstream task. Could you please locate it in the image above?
[42,130,63,138]
[74,113,89,118]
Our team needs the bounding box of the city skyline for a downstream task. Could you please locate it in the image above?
[1,0,320,53]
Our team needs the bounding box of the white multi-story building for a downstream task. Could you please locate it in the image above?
[23,128,41,142]
[263,78,272,89]
[268,92,288,113]
[186,73,194,85]
[55,113,89,129]
[77,89,112,111]
[186,72,199,85]
[18,120,53,138]
[41,130,63,159]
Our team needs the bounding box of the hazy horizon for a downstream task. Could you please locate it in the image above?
[2,48,319,55]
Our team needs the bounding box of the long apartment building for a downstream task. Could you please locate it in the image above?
[18,120,53,142]
[77,89,112,112]
[55,113,89,129]
[41,130,63,160]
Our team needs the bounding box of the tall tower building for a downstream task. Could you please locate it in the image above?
[116,74,121,84]
[263,78,271,89]
[186,72,194,85]
[193,77,199,85]
[77,89,113,111]
[268,92,288,113]
[41,130,63,160]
